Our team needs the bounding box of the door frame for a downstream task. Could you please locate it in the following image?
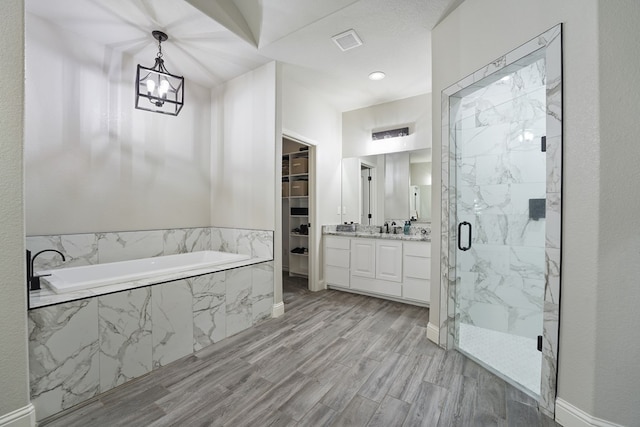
[359,159,377,225]
[279,130,319,292]
[439,24,563,417]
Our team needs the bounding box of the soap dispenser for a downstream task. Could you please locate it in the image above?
[403,220,410,235]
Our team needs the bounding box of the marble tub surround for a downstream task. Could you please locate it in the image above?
[27,226,273,272]
[322,223,431,241]
[28,299,100,421]
[30,255,271,309]
[28,261,274,421]
[27,226,274,309]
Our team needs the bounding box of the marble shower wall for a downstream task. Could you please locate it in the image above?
[27,226,274,270]
[453,59,547,339]
[28,261,274,421]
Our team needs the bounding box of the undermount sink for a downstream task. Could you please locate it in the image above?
[336,224,356,232]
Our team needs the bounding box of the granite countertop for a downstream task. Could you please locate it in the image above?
[29,256,271,309]
[323,230,430,241]
[322,224,431,242]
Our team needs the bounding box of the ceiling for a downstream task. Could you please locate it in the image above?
[26,0,463,112]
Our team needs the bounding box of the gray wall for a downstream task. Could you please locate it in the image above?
[593,1,640,421]
[0,0,31,422]
[430,0,640,425]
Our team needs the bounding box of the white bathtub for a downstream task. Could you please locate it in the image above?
[39,251,251,294]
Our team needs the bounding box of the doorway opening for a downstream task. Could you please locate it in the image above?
[360,162,376,225]
[281,136,314,291]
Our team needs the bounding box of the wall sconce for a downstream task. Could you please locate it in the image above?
[135,30,184,116]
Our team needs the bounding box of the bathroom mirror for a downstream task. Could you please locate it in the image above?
[341,149,432,225]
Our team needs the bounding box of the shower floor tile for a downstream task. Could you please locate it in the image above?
[458,323,541,396]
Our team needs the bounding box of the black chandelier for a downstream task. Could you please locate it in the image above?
[135,30,184,116]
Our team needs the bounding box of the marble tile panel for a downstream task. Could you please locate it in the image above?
[467,301,509,333]
[458,244,511,276]
[459,124,511,158]
[540,300,559,415]
[98,230,164,263]
[239,230,274,259]
[152,280,194,368]
[252,262,274,324]
[546,137,562,196]
[545,248,561,306]
[508,150,547,184]
[28,299,99,420]
[210,227,238,254]
[163,228,210,255]
[510,246,545,280]
[192,272,226,351]
[509,308,542,339]
[545,193,561,249]
[98,287,152,392]
[545,38,563,141]
[225,267,253,337]
[27,233,99,269]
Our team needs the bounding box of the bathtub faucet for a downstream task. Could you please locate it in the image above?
[26,249,66,291]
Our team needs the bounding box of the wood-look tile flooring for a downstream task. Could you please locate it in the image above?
[41,274,558,427]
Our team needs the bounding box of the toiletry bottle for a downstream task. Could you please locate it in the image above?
[403,220,410,235]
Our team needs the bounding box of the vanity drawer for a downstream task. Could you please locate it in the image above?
[403,241,431,257]
[326,247,349,268]
[351,275,402,298]
[404,256,430,280]
[325,236,350,250]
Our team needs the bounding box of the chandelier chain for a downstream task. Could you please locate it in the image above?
[157,38,163,58]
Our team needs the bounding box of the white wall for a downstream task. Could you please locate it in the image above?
[431,0,640,425]
[342,93,431,158]
[25,14,212,235]
[210,62,276,231]
[0,1,33,425]
[281,63,342,289]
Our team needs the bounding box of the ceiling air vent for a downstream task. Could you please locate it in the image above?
[332,29,363,52]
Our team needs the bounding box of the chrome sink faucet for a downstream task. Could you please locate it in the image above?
[26,249,66,291]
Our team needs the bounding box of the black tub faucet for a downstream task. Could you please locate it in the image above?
[26,249,66,291]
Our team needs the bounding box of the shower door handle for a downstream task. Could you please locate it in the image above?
[458,221,472,251]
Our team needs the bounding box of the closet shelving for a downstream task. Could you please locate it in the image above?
[282,147,309,277]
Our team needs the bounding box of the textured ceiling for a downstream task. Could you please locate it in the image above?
[26,0,464,111]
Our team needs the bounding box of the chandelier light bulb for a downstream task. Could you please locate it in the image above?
[159,79,170,97]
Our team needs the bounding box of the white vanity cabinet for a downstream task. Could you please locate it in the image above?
[350,239,403,298]
[402,241,431,303]
[324,236,350,288]
[325,234,430,305]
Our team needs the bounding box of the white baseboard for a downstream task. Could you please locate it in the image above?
[272,301,285,318]
[0,404,35,427]
[427,322,439,344]
[555,398,624,427]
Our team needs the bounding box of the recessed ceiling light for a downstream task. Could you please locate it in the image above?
[369,71,386,81]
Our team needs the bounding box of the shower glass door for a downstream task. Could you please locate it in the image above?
[451,52,547,397]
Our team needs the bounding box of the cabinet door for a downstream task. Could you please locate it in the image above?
[375,240,403,282]
[351,239,376,278]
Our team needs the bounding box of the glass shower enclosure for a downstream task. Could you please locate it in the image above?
[450,53,548,396]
